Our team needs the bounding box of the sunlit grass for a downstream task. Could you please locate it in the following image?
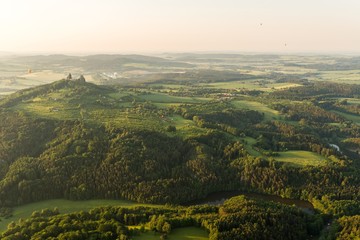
[275,151,327,167]
[232,100,280,121]
[138,92,208,103]
[332,110,360,124]
[241,136,262,156]
[312,70,360,84]
[200,79,266,90]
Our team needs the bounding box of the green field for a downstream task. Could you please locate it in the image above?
[133,227,209,240]
[232,100,280,121]
[0,199,160,232]
[346,98,360,105]
[315,70,360,84]
[336,98,360,105]
[241,136,262,156]
[269,82,302,89]
[15,102,81,120]
[170,115,195,128]
[332,110,360,124]
[200,79,302,92]
[275,151,327,167]
[200,79,266,90]
[172,122,211,139]
[138,92,209,103]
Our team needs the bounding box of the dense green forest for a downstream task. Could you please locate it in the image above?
[0,196,326,240]
[0,58,360,238]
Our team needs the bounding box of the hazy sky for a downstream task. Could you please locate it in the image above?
[1,0,359,54]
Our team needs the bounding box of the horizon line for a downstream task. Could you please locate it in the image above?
[2,50,360,57]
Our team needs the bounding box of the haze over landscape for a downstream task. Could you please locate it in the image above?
[1,0,360,54]
[1,1,360,240]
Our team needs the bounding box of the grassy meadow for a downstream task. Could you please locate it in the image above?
[201,80,302,92]
[332,110,360,125]
[241,136,262,156]
[138,92,209,104]
[315,70,360,84]
[232,100,280,121]
[275,151,327,167]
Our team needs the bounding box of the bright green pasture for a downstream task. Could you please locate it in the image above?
[107,91,134,99]
[133,227,209,240]
[138,92,208,103]
[268,83,302,89]
[346,98,360,105]
[166,115,210,138]
[170,115,195,128]
[241,136,262,156]
[0,199,160,232]
[275,151,327,167]
[232,100,280,121]
[336,98,360,105]
[175,125,210,139]
[332,110,360,124]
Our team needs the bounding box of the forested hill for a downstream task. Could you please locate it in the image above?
[0,196,325,240]
[0,79,359,211]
